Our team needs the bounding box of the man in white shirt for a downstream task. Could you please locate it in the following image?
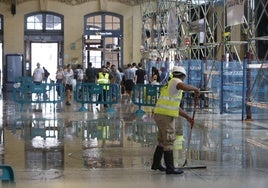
[32,62,45,99]
[32,62,44,84]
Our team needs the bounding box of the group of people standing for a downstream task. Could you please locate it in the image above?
[54,61,122,107]
[32,63,77,105]
[33,57,187,108]
[121,60,171,102]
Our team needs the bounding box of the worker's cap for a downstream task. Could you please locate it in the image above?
[172,66,186,76]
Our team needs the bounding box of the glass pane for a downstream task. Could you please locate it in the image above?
[113,17,120,23]
[54,16,61,23]
[90,51,102,68]
[46,15,62,30]
[113,23,120,30]
[105,23,113,30]
[87,15,102,30]
[105,15,120,30]
[54,23,62,30]
[105,15,112,22]
[0,17,2,30]
[27,14,43,30]
[88,17,94,22]
[27,23,34,30]
[94,15,102,23]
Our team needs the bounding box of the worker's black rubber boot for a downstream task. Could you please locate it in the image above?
[151,146,166,172]
[164,150,184,174]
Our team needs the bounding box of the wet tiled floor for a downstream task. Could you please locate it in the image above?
[1,92,268,188]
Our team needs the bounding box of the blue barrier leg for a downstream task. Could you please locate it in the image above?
[107,106,115,113]
[135,105,145,115]
[78,103,88,112]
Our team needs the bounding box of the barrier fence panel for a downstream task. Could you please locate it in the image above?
[13,77,64,111]
[132,84,162,115]
[243,60,268,119]
[74,83,120,112]
[184,59,204,89]
[183,59,206,108]
[13,118,65,140]
[70,118,123,147]
[220,60,244,114]
[204,60,221,108]
[133,59,268,116]
[132,118,158,147]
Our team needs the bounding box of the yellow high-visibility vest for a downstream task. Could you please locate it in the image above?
[154,78,182,117]
[97,73,110,90]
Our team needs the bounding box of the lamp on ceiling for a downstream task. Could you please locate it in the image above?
[11,0,16,15]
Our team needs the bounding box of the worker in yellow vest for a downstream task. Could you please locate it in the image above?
[97,65,112,108]
[152,66,200,175]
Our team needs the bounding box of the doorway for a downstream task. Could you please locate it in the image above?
[84,12,123,69]
[31,43,58,81]
[84,36,121,68]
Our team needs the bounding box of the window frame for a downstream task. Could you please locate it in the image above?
[25,12,63,34]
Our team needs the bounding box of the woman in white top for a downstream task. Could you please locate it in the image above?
[56,65,65,97]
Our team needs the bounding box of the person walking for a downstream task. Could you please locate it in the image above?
[85,62,96,101]
[32,62,45,99]
[75,64,84,98]
[110,64,122,100]
[123,63,135,102]
[85,62,96,83]
[55,65,65,98]
[135,63,147,84]
[152,66,200,174]
[105,61,111,73]
[63,64,74,106]
[32,62,44,84]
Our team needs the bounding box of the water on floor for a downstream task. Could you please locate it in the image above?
[1,92,268,188]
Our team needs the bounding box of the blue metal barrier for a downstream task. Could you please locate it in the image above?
[13,118,65,140]
[82,118,122,142]
[74,83,120,112]
[13,77,65,111]
[132,84,162,115]
[71,118,123,143]
[132,118,158,147]
[0,165,15,184]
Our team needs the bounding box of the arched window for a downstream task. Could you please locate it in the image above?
[86,14,121,31]
[25,12,63,32]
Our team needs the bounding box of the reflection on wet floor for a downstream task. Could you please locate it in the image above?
[1,93,268,187]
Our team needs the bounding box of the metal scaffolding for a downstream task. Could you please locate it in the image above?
[140,0,267,61]
[140,0,268,115]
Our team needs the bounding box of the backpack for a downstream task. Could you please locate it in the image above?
[73,70,77,79]
[44,68,50,78]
